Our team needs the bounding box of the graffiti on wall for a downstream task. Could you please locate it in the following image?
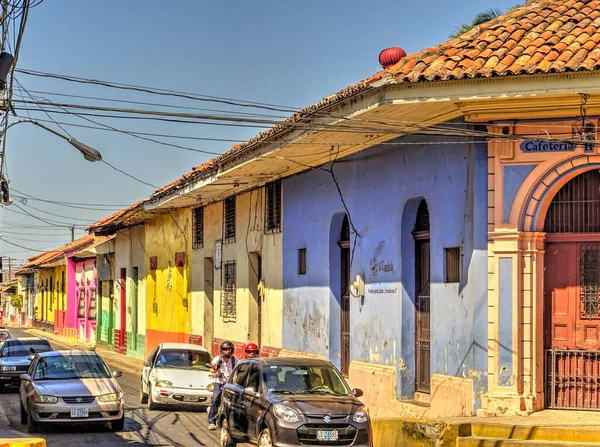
[368,241,395,280]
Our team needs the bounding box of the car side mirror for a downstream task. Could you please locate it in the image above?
[143,360,151,367]
[20,374,30,382]
[243,386,259,398]
[352,388,363,398]
[112,370,123,378]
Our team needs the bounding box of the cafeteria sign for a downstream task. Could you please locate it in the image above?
[520,140,575,153]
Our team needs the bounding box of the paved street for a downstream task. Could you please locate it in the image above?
[1,327,242,447]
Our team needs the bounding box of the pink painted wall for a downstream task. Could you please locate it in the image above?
[65,258,77,329]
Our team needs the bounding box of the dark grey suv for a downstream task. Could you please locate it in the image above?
[0,337,53,391]
[219,357,371,446]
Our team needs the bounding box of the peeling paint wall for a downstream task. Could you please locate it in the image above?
[191,187,283,352]
[282,129,488,407]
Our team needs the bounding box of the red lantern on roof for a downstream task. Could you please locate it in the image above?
[379,47,407,69]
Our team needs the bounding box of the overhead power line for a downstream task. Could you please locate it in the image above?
[16,68,301,113]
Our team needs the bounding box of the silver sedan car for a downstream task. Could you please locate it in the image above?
[19,350,125,433]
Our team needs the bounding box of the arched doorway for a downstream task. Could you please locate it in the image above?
[414,200,430,393]
[544,169,600,409]
[339,215,351,376]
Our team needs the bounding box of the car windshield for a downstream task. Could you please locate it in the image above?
[263,364,350,396]
[2,341,51,357]
[33,353,111,380]
[154,349,211,370]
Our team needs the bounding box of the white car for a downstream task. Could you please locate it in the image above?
[140,343,214,410]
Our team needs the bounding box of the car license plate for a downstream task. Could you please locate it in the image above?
[317,430,338,441]
[70,408,88,418]
[183,395,199,402]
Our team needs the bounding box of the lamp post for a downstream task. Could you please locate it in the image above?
[0,119,102,162]
[0,119,103,204]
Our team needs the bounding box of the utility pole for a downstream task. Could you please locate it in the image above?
[71,226,75,242]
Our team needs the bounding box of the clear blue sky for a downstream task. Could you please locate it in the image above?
[1,0,519,261]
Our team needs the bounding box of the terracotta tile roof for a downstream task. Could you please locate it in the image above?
[95,0,600,212]
[86,200,145,232]
[368,0,600,83]
[216,0,600,162]
[147,159,217,202]
[15,233,96,273]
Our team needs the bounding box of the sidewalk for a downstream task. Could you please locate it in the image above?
[16,325,144,375]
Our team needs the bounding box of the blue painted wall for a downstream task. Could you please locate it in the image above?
[282,127,488,405]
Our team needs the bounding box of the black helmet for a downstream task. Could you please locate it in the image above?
[220,341,234,358]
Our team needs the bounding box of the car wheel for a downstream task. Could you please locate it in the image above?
[258,427,273,447]
[140,380,148,404]
[147,386,157,411]
[111,414,125,432]
[27,408,39,433]
[19,402,27,425]
[220,419,237,447]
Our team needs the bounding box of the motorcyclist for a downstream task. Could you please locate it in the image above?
[207,341,238,430]
[244,342,260,359]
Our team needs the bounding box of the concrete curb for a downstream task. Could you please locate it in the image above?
[371,417,458,447]
[0,440,45,447]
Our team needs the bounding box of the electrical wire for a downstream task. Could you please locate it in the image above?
[101,159,158,189]
[16,68,301,113]
[11,187,130,207]
[13,86,289,120]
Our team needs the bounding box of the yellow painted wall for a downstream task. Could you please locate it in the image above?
[37,268,55,323]
[190,186,283,350]
[144,208,192,348]
[53,265,67,313]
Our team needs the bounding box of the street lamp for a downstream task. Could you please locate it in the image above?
[0,119,102,162]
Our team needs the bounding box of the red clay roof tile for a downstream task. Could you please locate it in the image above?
[141,0,600,201]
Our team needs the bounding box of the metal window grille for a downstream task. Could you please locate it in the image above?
[223,196,236,243]
[192,206,204,249]
[581,246,600,318]
[221,261,236,321]
[265,180,282,233]
[77,288,86,318]
[445,247,460,283]
[544,170,600,233]
[546,349,600,410]
[298,248,307,275]
[88,289,97,321]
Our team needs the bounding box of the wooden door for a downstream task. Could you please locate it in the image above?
[340,216,351,377]
[131,267,138,351]
[415,238,431,393]
[546,242,600,350]
[119,268,126,350]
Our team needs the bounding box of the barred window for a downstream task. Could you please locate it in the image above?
[265,180,282,233]
[445,247,460,283]
[221,261,236,321]
[223,196,236,243]
[77,288,86,318]
[88,289,97,321]
[192,206,204,249]
[298,248,307,275]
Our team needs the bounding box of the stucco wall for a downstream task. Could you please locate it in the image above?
[282,131,488,408]
[191,187,283,352]
[144,209,192,352]
[113,226,147,356]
